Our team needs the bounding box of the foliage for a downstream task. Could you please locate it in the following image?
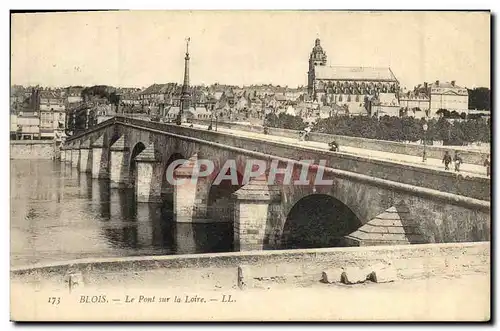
[81,85,120,105]
[265,113,306,130]
[468,87,490,111]
[304,115,490,144]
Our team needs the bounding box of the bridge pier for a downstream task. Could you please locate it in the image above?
[135,143,162,203]
[91,135,109,179]
[233,175,281,251]
[71,141,80,169]
[109,136,130,188]
[173,154,210,223]
[79,139,92,173]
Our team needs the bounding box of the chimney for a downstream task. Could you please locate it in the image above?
[424,82,428,90]
[451,80,456,87]
[435,80,439,86]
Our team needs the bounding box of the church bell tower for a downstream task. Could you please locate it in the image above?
[307,38,327,98]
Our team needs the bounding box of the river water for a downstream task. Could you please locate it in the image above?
[10,160,233,267]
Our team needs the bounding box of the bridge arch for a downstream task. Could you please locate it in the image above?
[129,141,147,186]
[281,193,362,249]
[206,165,245,223]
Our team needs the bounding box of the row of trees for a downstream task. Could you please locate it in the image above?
[468,87,490,111]
[265,113,490,144]
[314,115,490,144]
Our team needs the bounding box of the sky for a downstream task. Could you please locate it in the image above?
[10,10,491,90]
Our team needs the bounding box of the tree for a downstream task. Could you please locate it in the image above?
[265,113,279,127]
[436,109,450,118]
[401,117,422,142]
[463,119,480,143]
[468,87,490,111]
[109,92,121,111]
[449,121,466,145]
[433,117,452,142]
[478,118,491,143]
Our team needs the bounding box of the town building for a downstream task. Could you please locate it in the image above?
[39,90,66,139]
[428,80,469,116]
[307,38,400,116]
[16,111,40,140]
[399,81,469,118]
[10,114,18,139]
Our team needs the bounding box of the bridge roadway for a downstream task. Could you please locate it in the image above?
[190,123,487,179]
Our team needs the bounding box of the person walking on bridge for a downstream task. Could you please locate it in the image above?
[484,155,491,177]
[453,151,463,173]
[442,151,452,171]
[329,140,339,152]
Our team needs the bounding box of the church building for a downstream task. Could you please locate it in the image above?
[307,38,401,116]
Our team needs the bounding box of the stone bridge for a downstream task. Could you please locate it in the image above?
[61,116,490,251]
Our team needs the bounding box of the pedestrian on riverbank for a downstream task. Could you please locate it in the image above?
[454,151,463,172]
[442,151,452,170]
[484,155,490,177]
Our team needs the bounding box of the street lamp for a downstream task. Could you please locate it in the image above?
[422,123,428,162]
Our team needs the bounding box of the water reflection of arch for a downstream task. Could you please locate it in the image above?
[91,179,111,219]
[78,172,93,199]
[99,191,177,253]
[174,222,233,254]
[136,202,175,250]
[103,187,139,249]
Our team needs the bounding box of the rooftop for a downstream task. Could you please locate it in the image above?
[429,81,465,89]
[315,66,398,82]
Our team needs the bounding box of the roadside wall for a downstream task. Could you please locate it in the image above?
[191,119,489,165]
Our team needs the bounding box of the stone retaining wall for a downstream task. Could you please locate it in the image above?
[10,140,57,160]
